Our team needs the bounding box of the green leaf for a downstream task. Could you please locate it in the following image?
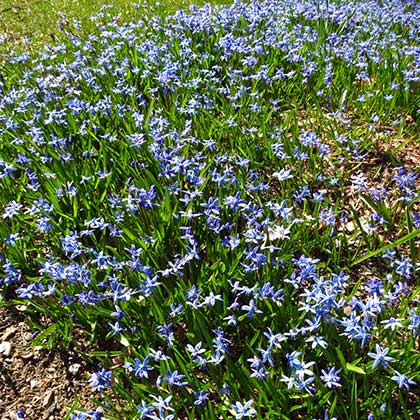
[346,362,366,375]
[336,348,348,373]
[351,227,420,266]
[119,334,130,347]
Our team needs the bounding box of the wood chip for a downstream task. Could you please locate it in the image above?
[68,363,81,375]
[43,390,54,408]
[0,341,12,357]
[0,326,17,341]
[19,350,35,359]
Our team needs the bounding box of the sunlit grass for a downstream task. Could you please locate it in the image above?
[0,0,230,54]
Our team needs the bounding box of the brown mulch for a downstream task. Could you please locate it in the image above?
[0,306,100,420]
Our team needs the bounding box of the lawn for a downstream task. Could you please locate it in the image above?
[0,0,227,54]
[0,0,419,419]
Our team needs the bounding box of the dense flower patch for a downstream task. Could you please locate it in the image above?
[0,0,419,418]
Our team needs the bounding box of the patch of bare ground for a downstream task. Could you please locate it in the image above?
[0,306,102,420]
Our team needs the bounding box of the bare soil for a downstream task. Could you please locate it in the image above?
[0,306,100,420]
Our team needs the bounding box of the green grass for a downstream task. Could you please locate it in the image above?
[0,0,228,55]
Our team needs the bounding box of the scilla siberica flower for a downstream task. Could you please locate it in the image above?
[390,370,417,390]
[368,344,395,369]
[15,411,25,420]
[86,409,103,420]
[193,390,209,406]
[70,414,87,420]
[230,399,257,419]
[320,367,342,388]
[88,368,113,391]
[163,369,189,386]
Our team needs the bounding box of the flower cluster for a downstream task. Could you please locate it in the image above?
[1,0,419,418]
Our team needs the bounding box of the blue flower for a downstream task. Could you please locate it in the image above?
[86,409,103,420]
[193,390,209,406]
[390,370,417,390]
[380,317,404,331]
[368,344,395,369]
[2,200,22,219]
[88,368,113,392]
[320,367,342,388]
[15,411,25,420]
[163,369,189,386]
[230,399,257,419]
[241,299,263,319]
[70,413,87,420]
[128,356,154,378]
[136,400,154,419]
